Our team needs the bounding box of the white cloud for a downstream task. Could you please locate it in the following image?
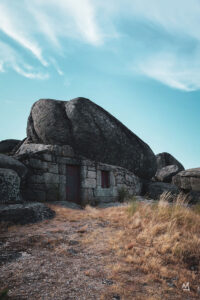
[120,0,200,91]
[0,41,49,80]
[0,0,103,78]
[49,58,64,76]
[1,0,200,90]
[126,0,200,41]
[13,65,49,79]
[137,52,200,91]
[0,61,4,72]
[0,2,47,66]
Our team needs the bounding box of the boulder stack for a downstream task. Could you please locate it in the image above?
[26,97,157,179]
[173,168,200,192]
[0,139,20,154]
[155,152,184,183]
[0,168,21,204]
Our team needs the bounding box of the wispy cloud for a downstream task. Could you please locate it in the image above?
[137,52,200,92]
[0,0,102,79]
[0,61,4,72]
[123,0,200,91]
[1,0,200,91]
[125,0,200,42]
[0,2,47,66]
[0,41,49,79]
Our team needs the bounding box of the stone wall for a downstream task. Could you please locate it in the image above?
[17,144,142,205]
[81,159,141,205]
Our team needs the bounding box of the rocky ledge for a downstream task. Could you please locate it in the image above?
[0,203,55,225]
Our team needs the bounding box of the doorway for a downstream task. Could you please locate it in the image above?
[66,165,80,204]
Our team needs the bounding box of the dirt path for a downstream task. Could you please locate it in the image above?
[0,204,198,299]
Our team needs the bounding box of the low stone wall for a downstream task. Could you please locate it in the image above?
[21,153,80,202]
[81,159,141,205]
[17,144,142,205]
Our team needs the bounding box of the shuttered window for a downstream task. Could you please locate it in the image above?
[101,170,110,188]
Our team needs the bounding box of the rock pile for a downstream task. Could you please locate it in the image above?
[0,96,199,226]
[26,97,157,179]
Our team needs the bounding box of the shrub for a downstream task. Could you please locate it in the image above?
[0,288,9,300]
[118,187,130,203]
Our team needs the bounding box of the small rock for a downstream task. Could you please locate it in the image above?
[112,295,120,300]
[67,248,78,255]
[102,279,113,286]
[69,240,79,246]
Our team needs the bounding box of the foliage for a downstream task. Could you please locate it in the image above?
[0,288,9,300]
[118,186,130,203]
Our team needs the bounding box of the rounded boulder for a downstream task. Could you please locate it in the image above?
[26,98,157,179]
[0,168,21,204]
[0,154,28,179]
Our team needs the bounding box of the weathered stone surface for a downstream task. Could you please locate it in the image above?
[87,171,96,179]
[0,203,55,225]
[15,143,74,157]
[0,154,28,179]
[173,168,200,192]
[23,188,46,202]
[49,201,82,210]
[143,181,179,200]
[156,152,184,171]
[82,178,97,188]
[28,158,48,170]
[0,168,21,204]
[155,165,180,183]
[0,139,20,154]
[26,98,156,179]
[184,191,200,203]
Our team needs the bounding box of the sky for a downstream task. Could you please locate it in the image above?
[0,0,199,169]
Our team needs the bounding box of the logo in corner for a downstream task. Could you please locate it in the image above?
[182,282,190,291]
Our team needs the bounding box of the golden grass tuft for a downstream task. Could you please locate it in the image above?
[107,193,200,295]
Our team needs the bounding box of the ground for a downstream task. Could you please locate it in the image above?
[0,202,199,300]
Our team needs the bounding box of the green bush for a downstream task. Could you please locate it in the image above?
[118,187,130,203]
[0,288,9,300]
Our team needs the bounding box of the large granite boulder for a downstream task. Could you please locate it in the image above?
[143,181,179,200]
[156,152,184,171]
[0,168,21,204]
[0,139,20,154]
[155,164,180,183]
[0,154,28,179]
[26,98,156,179]
[15,143,74,158]
[0,203,55,225]
[173,168,200,192]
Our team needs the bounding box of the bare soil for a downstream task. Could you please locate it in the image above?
[0,203,199,300]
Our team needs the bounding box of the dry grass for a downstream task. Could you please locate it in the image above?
[103,192,200,298]
[1,196,200,299]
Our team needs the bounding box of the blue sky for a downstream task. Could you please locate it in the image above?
[0,0,199,169]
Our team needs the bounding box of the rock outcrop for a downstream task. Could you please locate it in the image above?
[0,139,20,154]
[26,98,157,179]
[15,143,142,204]
[143,181,179,200]
[15,143,74,158]
[0,168,21,204]
[155,164,180,183]
[173,168,200,192]
[0,203,55,225]
[156,152,184,171]
[0,154,28,179]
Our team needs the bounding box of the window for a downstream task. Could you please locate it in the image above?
[101,170,110,188]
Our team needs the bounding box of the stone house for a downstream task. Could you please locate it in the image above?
[16,143,141,205]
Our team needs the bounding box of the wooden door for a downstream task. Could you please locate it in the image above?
[66,165,80,204]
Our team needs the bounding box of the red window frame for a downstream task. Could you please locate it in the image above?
[101,170,110,188]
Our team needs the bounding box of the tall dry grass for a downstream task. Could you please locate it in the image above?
[109,192,200,294]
